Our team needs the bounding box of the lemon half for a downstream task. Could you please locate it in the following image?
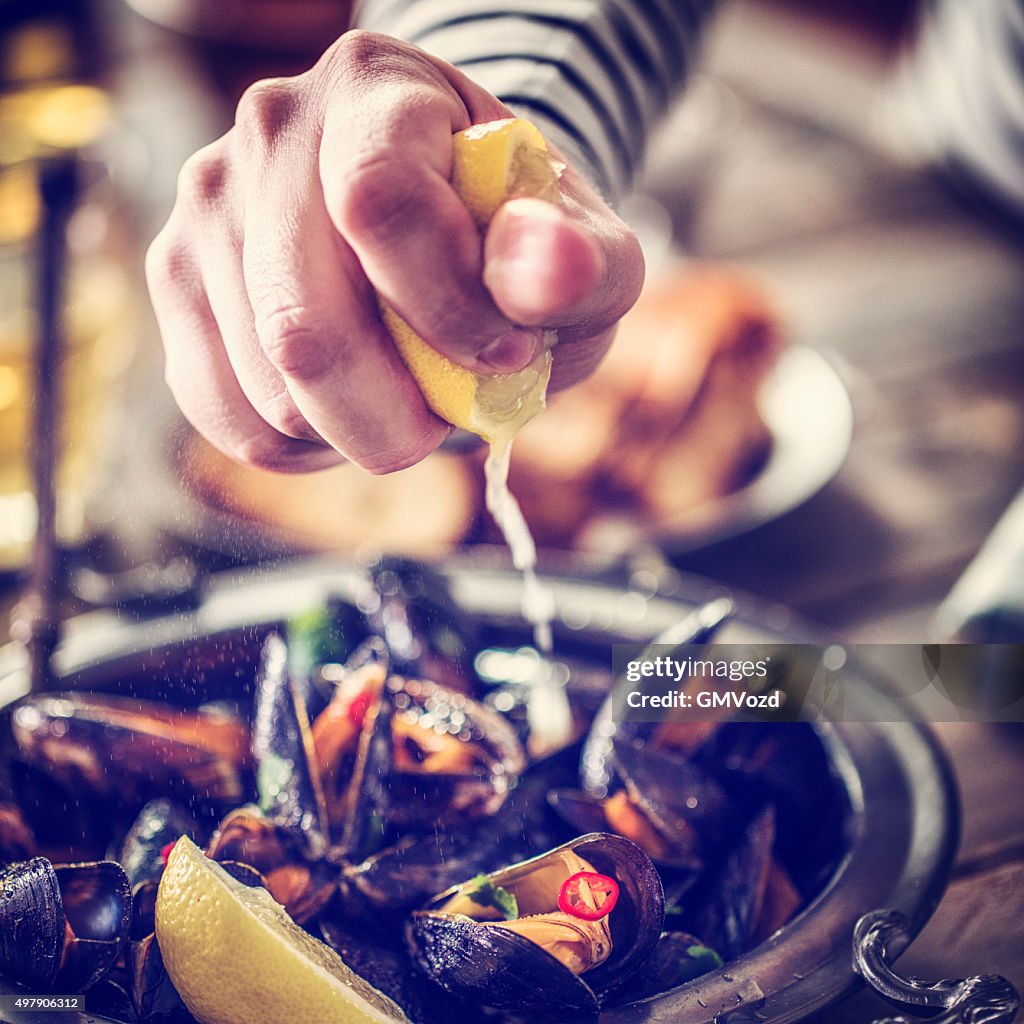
[382,117,563,445]
[155,836,407,1024]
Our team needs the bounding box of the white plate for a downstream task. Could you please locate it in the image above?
[125,345,851,562]
[654,344,854,552]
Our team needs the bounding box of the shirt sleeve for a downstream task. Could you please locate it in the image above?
[885,0,1024,226]
[353,0,716,201]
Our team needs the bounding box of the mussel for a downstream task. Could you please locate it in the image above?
[310,639,527,847]
[119,799,199,891]
[199,635,340,924]
[10,693,251,818]
[407,833,664,1014]
[206,807,336,924]
[578,597,734,798]
[252,632,330,856]
[552,600,736,872]
[683,804,801,960]
[0,857,131,993]
[360,557,478,695]
[336,773,568,927]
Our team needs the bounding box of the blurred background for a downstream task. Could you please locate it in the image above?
[1,0,1023,1015]
[1,0,1023,642]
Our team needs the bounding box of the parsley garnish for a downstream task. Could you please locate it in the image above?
[676,944,724,983]
[464,875,518,920]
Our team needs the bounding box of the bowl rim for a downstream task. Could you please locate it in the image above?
[0,555,960,1024]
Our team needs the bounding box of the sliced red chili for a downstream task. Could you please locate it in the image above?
[557,871,620,921]
[160,841,177,867]
[346,687,375,728]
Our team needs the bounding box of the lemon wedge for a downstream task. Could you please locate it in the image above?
[381,117,563,658]
[155,836,407,1024]
[381,117,563,445]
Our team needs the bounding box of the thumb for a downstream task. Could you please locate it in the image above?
[482,196,644,344]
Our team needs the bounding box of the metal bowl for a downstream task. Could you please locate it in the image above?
[0,555,985,1023]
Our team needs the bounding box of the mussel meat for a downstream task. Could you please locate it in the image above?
[407,833,664,1014]
[310,644,526,845]
[206,807,336,924]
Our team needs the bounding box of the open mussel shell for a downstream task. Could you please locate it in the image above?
[119,799,198,890]
[9,692,251,818]
[252,632,330,857]
[407,833,664,1014]
[206,806,336,924]
[361,556,478,695]
[580,597,734,798]
[0,857,131,993]
[56,861,133,991]
[311,647,527,853]
[548,785,705,874]
[552,730,732,874]
[683,804,787,961]
[337,826,510,926]
[383,676,527,831]
[337,774,568,926]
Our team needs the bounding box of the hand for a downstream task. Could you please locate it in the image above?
[146,30,645,474]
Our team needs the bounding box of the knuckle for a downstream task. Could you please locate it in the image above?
[332,154,424,243]
[325,30,396,78]
[145,231,193,297]
[273,409,315,442]
[357,434,439,476]
[256,305,330,382]
[176,144,230,212]
[258,393,318,442]
[230,433,298,472]
[235,77,301,150]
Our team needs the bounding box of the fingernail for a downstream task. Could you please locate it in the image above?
[480,328,542,372]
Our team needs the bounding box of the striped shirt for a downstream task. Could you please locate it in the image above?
[354,0,715,201]
[887,0,1024,225]
[356,1,1024,221]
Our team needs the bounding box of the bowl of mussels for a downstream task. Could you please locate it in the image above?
[0,556,972,1023]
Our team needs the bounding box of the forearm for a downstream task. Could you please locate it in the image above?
[354,0,716,201]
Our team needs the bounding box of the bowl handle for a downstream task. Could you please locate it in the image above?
[853,909,1019,1023]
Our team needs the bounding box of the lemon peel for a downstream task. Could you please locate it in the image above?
[155,836,407,1024]
[381,116,563,445]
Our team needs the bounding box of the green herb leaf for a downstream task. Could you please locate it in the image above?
[675,944,724,984]
[287,603,350,676]
[464,874,519,920]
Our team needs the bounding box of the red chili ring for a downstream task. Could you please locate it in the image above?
[557,870,620,921]
[346,688,375,728]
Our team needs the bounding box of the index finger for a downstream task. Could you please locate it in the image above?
[318,34,544,374]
